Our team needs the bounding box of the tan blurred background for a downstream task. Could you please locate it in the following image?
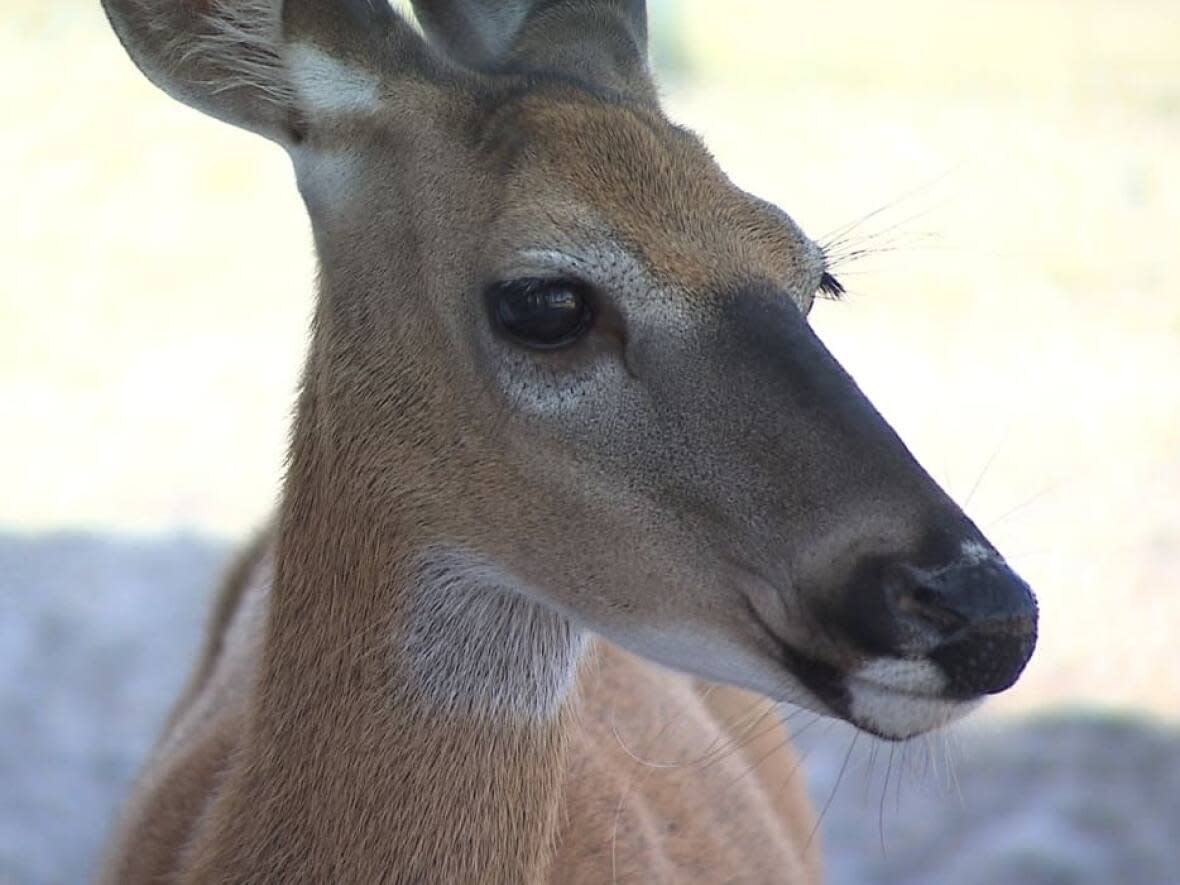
[3,0,1178,729]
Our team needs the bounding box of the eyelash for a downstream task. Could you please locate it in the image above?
[818,271,845,299]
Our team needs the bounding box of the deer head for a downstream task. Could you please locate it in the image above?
[103,0,1036,742]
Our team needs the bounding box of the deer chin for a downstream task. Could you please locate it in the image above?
[767,649,982,741]
[742,597,985,741]
[842,659,983,740]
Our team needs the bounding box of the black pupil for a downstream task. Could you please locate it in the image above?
[495,280,589,348]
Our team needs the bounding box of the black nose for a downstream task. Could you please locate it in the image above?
[845,550,1038,699]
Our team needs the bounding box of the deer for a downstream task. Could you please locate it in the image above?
[96,0,1038,882]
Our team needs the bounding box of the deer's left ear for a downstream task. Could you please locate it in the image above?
[103,0,434,145]
[411,0,653,102]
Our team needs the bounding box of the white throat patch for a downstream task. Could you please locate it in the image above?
[402,548,588,721]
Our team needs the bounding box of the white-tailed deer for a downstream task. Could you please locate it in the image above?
[98,1,1038,881]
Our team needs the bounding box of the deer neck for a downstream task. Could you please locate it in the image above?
[222,378,589,883]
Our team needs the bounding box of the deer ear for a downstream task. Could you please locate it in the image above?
[102,0,426,144]
[410,0,652,100]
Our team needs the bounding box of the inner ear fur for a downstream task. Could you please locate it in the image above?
[102,0,430,144]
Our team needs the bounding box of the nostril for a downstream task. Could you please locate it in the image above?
[896,556,1039,698]
[835,551,1038,670]
[894,581,970,634]
[884,566,973,648]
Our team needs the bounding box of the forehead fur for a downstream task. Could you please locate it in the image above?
[484,87,820,298]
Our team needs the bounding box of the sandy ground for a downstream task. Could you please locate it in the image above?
[2,1,1179,882]
[2,534,1178,885]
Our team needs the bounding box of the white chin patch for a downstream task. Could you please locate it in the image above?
[846,658,980,740]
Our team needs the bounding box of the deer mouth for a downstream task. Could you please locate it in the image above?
[743,589,1000,741]
[841,669,983,739]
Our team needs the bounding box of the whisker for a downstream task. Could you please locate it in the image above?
[823,200,953,267]
[721,708,817,790]
[984,478,1065,529]
[878,744,895,857]
[817,166,961,250]
[691,700,782,771]
[805,730,859,854]
[608,684,729,883]
[823,224,939,254]
[963,425,1011,508]
[895,740,906,816]
[608,684,726,770]
[821,240,936,275]
[944,730,966,810]
[609,721,691,770]
[822,229,941,265]
[728,732,795,793]
[610,757,647,885]
[863,740,880,803]
[771,714,830,797]
[726,710,821,793]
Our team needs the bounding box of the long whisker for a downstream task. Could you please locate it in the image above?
[878,744,895,856]
[609,684,718,883]
[817,166,961,249]
[721,708,815,789]
[825,201,953,269]
[863,740,880,803]
[770,714,830,797]
[895,740,906,816]
[610,756,649,885]
[721,709,814,793]
[945,730,966,810]
[963,425,1011,508]
[684,699,782,771]
[822,228,941,266]
[609,683,724,770]
[984,479,1064,529]
[805,730,859,855]
[697,704,801,774]
[822,226,940,259]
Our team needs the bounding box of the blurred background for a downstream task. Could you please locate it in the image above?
[2,1,1178,883]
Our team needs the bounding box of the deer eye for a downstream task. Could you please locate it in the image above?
[490,278,594,350]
